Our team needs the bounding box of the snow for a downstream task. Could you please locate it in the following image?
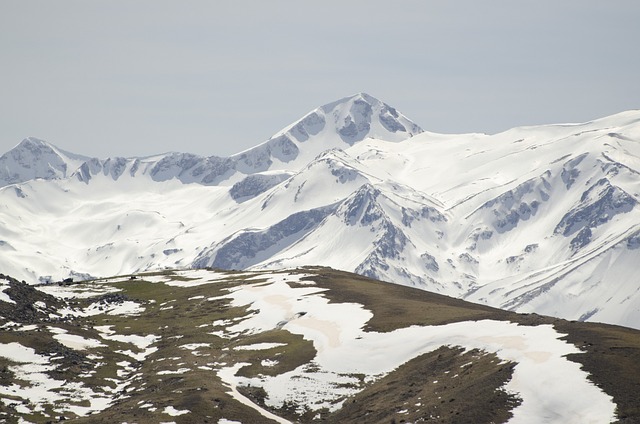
[214,273,616,423]
[97,328,159,361]
[0,98,639,332]
[218,363,292,424]
[180,342,211,350]
[233,342,287,351]
[0,342,113,417]
[4,267,614,422]
[37,283,120,299]
[157,368,190,375]
[49,327,105,350]
[1,323,39,332]
[142,270,240,286]
[56,299,145,318]
[163,406,190,416]
[0,279,15,304]
[188,295,205,300]
[94,324,115,335]
[0,342,48,364]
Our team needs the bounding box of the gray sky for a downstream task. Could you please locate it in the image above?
[1,1,639,158]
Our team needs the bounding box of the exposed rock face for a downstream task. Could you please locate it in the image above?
[289,111,326,142]
[555,178,637,241]
[478,173,551,233]
[230,172,292,202]
[194,206,334,270]
[0,137,87,186]
[2,94,422,190]
[0,275,64,324]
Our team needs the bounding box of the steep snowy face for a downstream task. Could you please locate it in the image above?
[0,138,89,187]
[319,92,423,144]
[231,92,423,171]
[343,111,640,327]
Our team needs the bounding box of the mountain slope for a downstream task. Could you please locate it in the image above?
[230,92,422,173]
[1,268,639,423]
[0,97,639,329]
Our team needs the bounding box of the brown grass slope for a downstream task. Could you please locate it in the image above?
[0,267,639,423]
[306,267,640,424]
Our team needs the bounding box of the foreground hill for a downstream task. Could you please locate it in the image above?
[0,94,639,329]
[1,268,639,423]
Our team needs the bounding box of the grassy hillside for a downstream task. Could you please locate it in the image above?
[0,268,639,423]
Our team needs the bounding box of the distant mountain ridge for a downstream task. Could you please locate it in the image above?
[1,94,640,330]
[0,93,422,188]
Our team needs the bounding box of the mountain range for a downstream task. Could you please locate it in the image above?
[1,92,639,330]
[2,267,640,423]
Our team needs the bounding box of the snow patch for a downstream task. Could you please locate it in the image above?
[215,273,616,423]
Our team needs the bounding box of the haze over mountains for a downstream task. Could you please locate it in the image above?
[1,93,639,329]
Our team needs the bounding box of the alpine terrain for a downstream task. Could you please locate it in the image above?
[2,93,640,423]
[1,268,640,423]
[1,93,639,329]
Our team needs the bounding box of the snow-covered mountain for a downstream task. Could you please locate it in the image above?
[0,137,90,186]
[1,93,639,329]
[0,93,421,188]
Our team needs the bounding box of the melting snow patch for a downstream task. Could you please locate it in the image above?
[49,327,105,350]
[215,273,617,424]
[37,284,120,299]
[99,332,159,361]
[163,405,190,416]
[1,323,39,332]
[157,368,190,375]
[0,342,113,417]
[212,319,235,326]
[162,270,236,287]
[180,342,211,350]
[0,281,15,304]
[95,325,115,335]
[218,363,292,424]
[234,342,287,351]
[59,300,145,317]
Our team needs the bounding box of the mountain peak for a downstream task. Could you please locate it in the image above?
[281,92,423,146]
[0,137,89,187]
[13,137,57,154]
[229,93,423,174]
[319,92,383,112]
[316,92,423,145]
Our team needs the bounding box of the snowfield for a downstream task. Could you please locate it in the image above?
[0,93,639,331]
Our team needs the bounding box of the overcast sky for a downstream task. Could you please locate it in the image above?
[1,1,639,158]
